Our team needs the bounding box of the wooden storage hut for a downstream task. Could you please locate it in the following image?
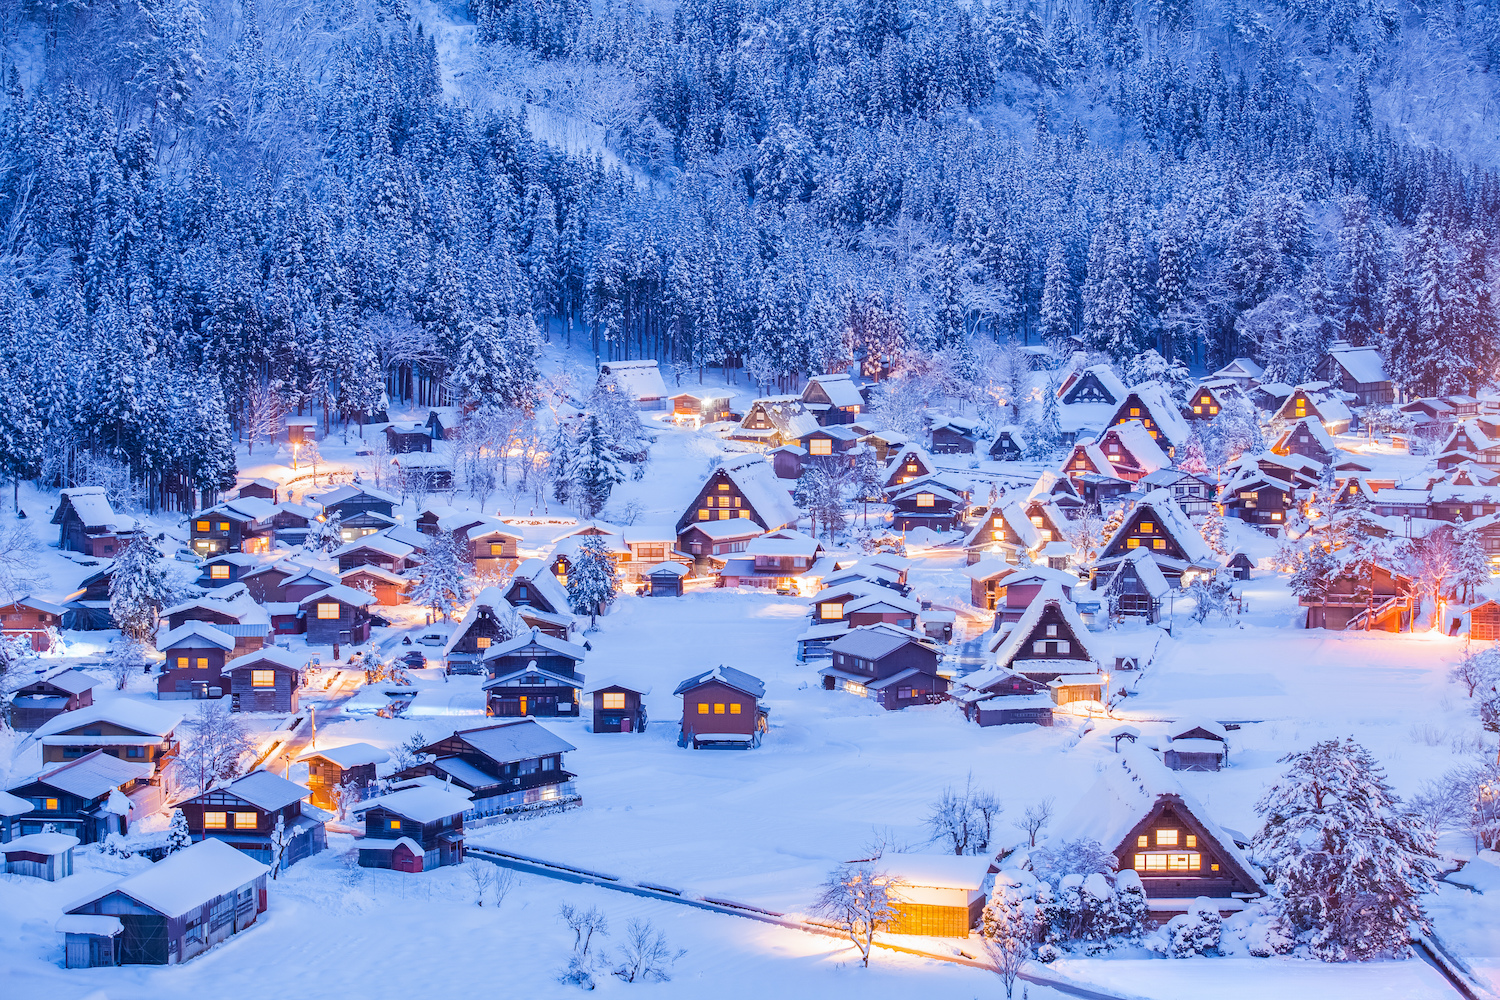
[879,853,990,937]
[173,770,326,871]
[352,784,472,871]
[8,669,97,731]
[674,665,769,749]
[3,831,78,879]
[647,561,688,596]
[589,683,649,733]
[296,743,389,810]
[1472,600,1500,640]
[225,648,305,714]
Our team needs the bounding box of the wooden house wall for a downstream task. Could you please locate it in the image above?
[677,469,767,532]
[243,570,293,604]
[592,686,646,733]
[157,648,230,696]
[302,600,369,645]
[1102,507,1189,560]
[681,679,758,737]
[42,721,171,766]
[7,779,114,843]
[229,665,299,713]
[930,427,977,454]
[831,642,937,681]
[337,547,409,574]
[1113,801,1255,900]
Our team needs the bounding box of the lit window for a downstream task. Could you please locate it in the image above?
[476,637,491,649]
[730,703,742,714]
[820,603,843,620]
[1208,407,1218,415]
[489,543,506,556]
[809,438,833,456]
[210,564,230,579]
[699,509,709,521]
[43,797,59,811]
[204,811,227,829]
[176,657,188,670]
[317,603,340,620]
[738,511,750,519]
[197,658,209,670]
[1152,539,1165,550]
[697,704,709,715]
[388,819,401,831]
[714,703,726,714]
[218,522,230,532]
[717,484,730,491]
[602,692,626,710]
[1137,835,1148,847]
[1193,405,1202,414]
[718,510,730,520]
[718,496,731,508]
[1186,835,1197,848]
[196,521,209,532]
[1156,829,1179,846]
[1271,512,1282,521]
[992,530,1004,541]
[251,670,276,688]
[1126,538,1140,548]
[234,812,258,829]
[1139,522,1154,533]
[1130,408,1140,416]
[916,494,935,508]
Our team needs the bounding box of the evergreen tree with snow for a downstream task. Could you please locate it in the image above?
[109,534,170,644]
[1040,240,1074,351]
[306,511,344,554]
[549,423,574,507]
[1455,518,1490,603]
[566,535,618,630]
[570,414,626,518]
[408,530,470,622]
[1252,738,1439,961]
[0,364,42,511]
[165,807,191,854]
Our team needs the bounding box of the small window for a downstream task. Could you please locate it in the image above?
[317,603,341,620]
[210,564,230,579]
[601,692,626,710]
[176,657,188,670]
[1139,522,1154,533]
[1156,829,1179,846]
[1185,835,1197,848]
[126,746,143,758]
[388,818,401,831]
[1126,538,1140,548]
[697,703,709,714]
[218,522,230,532]
[820,603,843,620]
[714,703,726,714]
[44,797,59,811]
[1130,408,1140,416]
[730,703,742,715]
[1152,539,1165,550]
[234,812,258,829]
[738,510,750,519]
[204,811,228,829]
[489,543,506,556]
[916,493,935,508]
[717,483,730,491]
[251,669,276,688]
[809,438,833,456]
[197,658,209,670]
[1137,835,1148,847]
[1046,624,1057,637]
[476,637,491,649]
[196,520,209,532]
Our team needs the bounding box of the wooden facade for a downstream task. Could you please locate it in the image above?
[1110,794,1261,906]
[173,772,324,871]
[1301,563,1414,631]
[482,630,586,718]
[225,650,304,714]
[1473,600,1500,641]
[0,598,65,652]
[590,684,648,733]
[8,670,96,731]
[156,625,235,700]
[675,667,768,748]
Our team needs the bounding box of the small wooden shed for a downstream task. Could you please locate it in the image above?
[3,831,78,879]
[1473,600,1500,641]
[589,683,649,733]
[296,742,390,810]
[878,853,990,937]
[646,562,688,597]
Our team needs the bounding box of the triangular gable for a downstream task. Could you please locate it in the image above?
[884,447,934,488]
[1060,365,1126,406]
[1115,794,1263,897]
[1108,384,1188,450]
[1099,492,1213,565]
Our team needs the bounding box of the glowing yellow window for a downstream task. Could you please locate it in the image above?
[1137,835,1148,847]
[1139,522,1154,533]
[1075,459,1086,469]
[718,510,730,520]
[1130,408,1140,416]
[196,658,209,670]
[820,603,843,620]
[733,497,741,507]
[210,564,230,579]
[698,509,709,521]
[176,657,188,670]
[809,438,833,456]
[388,819,401,831]
[196,521,209,532]
[234,812,258,829]
[1295,407,1306,417]
[218,522,230,532]
[738,510,750,519]
[1193,405,1202,414]
[916,493,935,508]
[1126,538,1140,548]
[1169,853,1201,870]
[44,797,59,811]
[730,703,742,714]
[204,811,227,829]
[992,530,1004,541]
[251,669,275,688]
[1156,829,1179,846]
[601,692,626,709]
[697,703,709,714]
[1208,407,1218,415]
[1152,539,1165,549]
[714,703,726,714]
[1185,835,1197,848]
[1211,863,1219,871]
[717,484,730,491]
[317,603,340,620]
[489,543,506,556]
[476,637,491,649]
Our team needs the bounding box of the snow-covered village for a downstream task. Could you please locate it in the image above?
[7,0,1500,998]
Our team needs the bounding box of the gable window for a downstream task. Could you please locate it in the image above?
[699,509,710,521]
[601,692,626,709]
[916,493,936,508]
[204,811,228,829]
[218,522,230,532]
[1139,522,1154,533]
[730,703,742,714]
[1152,539,1166,550]
[1156,829,1179,846]
[317,603,341,620]
[234,812,258,829]
[809,438,833,456]
[251,670,276,688]
[1126,538,1140,548]
[1046,624,1058,637]
[714,703,726,714]
[388,818,402,831]
[1130,408,1140,416]
[210,564,230,580]
[476,637,491,650]
[717,483,730,491]
[820,603,843,620]
[1193,405,1202,414]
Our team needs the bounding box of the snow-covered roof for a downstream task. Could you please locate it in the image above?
[70,839,268,918]
[21,669,98,696]
[34,701,182,739]
[716,455,800,530]
[876,852,990,890]
[156,621,237,652]
[1121,382,1190,447]
[827,627,932,661]
[1104,489,1215,567]
[161,588,270,626]
[600,359,669,400]
[442,587,514,658]
[314,485,399,509]
[964,558,1015,583]
[57,914,122,936]
[810,580,885,603]
[1275,416,1336,454]
[55,488,131,531]
[484,664,586,690]
[1107,547,1171,600]
[1051,749,1263,891]
[1325,345,1390,385]
[333,534,414,559]
[679,519,765,541]
[208,770,309,812]
[428,755,506,791]
[984,581,1097,667]
[510,559,575,617]
[845,591,922,615]
[297,742,390,768]
[1102,420,1170,474]
[12,751,154,800]
[1287,383,1353,428]
[1169,718,1228,741]
[891,482,964,505]
[746,530,822,558]
[1212,357,1264,380]
[224,647,307,673]
[483,626,587,662]
[352,785,475,823]
[673,664,766,699]
[338,564,408,585]
[0,790,29,816]
[3,831,79,855]
[8,595,69,616]
[1062,441,1112,476]
[298,585,378,609]
[804,373,865,409]
[647,561,689,577]
[452,719,577,763]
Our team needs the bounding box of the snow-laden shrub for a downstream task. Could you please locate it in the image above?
[1163,899,1222,958]
[1225,902,1295,958]
[999,860,1147,955]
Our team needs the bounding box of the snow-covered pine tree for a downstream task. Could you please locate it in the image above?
[1252,737,1439,961]
[306,510,343,554]
[566,535,618,630]
[1455,518,1490,603]
[165,807,191,854]
[549,422,575,507]
[109,534,170,644]
[1039,240,1074,350]
[571,414,626,518]
[408,529,470,622]
[0,363,42,511]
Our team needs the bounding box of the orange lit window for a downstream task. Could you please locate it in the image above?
[714,703,726,714]
[196,521,209,532]
[809,438,833,456]
[210,564,230,580]
[251,670,275,688]
[476,637,491,649]
[717,484,730,491]
[601,692,625,709]
[916,494,935,508]
[204,811,227,829]
[234,812,258,829]
[388,819,401,831]
[1126,538,1140,548]
[1156,829,1179,846]
[218,522,230,532]
[176,657,188,670]
[1137,835,1148,847]
[697,703,709,714]
[1139,522,1154,533]
[730,703,742,714]
[1130,408,1140,416]
[197,658,209,670]
[820,603,843,620]
[1152,539,1165,549]
[317,603,340,620]
[1186,835,1197,848]
[738,510,750,519]
[698,509,709,521]
[44,797,59,811]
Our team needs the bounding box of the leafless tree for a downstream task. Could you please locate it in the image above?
[0,521,40,607]
[612,919,683,983]
[559,903,609,987]
[106,637,148,692]
[244,384,284,456]
[178,700,256,795]
[927,774,1003,855]
[811,863,906,967]
[364,435,393,491]
[1406,526,1459,629]
[268,813,290,880]
[1013,798,1055,848]
[467,860,497,905]
[492,867,517,907]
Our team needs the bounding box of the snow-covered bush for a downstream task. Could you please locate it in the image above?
[559,903,609,988]
[995,858,1146,956]
[1161,899,1222,957]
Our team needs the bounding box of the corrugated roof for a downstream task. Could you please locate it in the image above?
[453,719,577,764]
[673,664,766,699]
[69,839,268,919]
[13,750,154,800]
